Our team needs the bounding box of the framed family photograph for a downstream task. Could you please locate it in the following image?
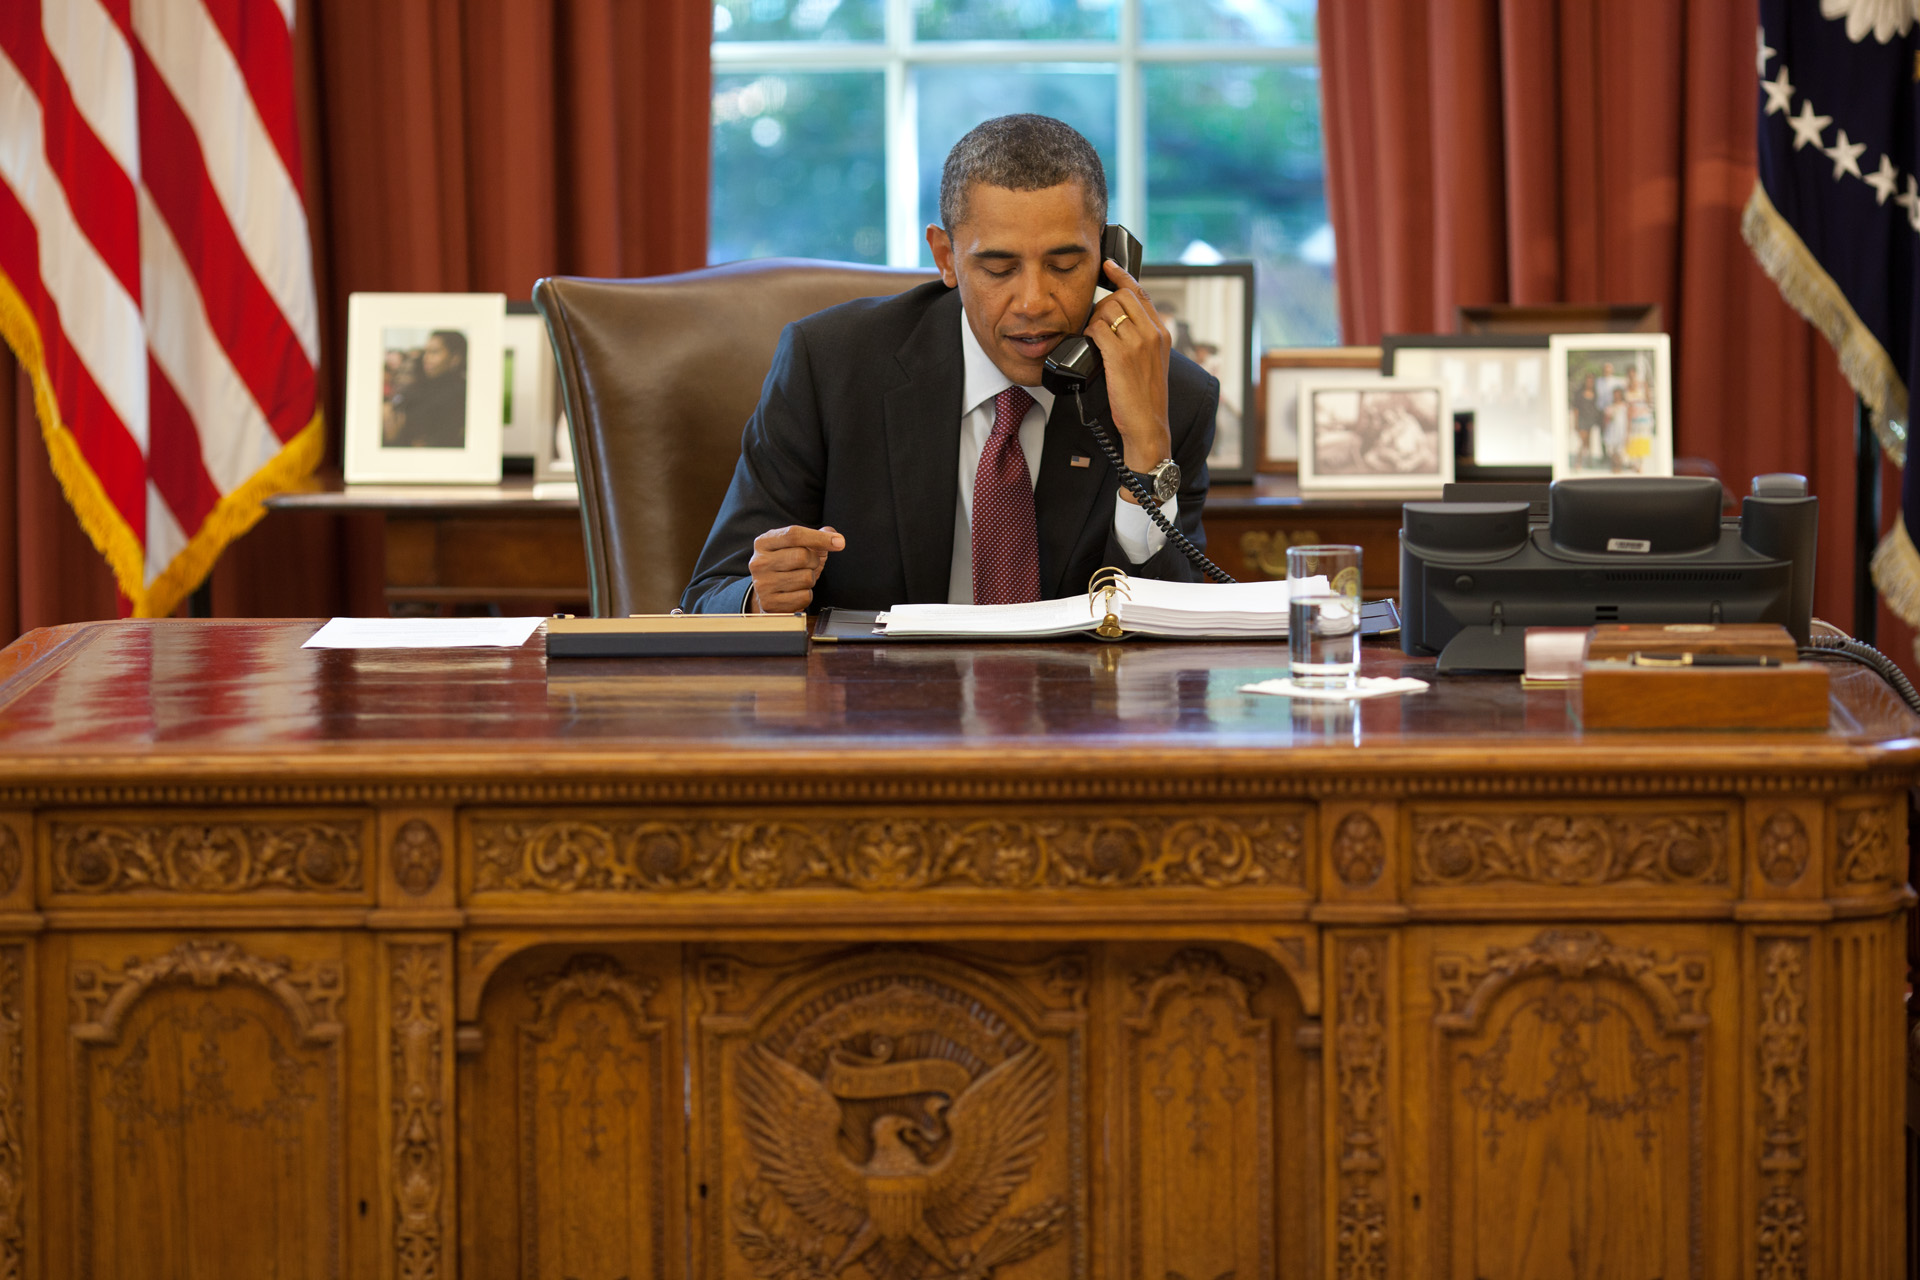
[1257,347,1384,473]
[1143,263,1255,483]
[1383,334,1552,475]
[1547,333,1673,480]
[501,302,555,463]
[1295,378,1453,495]
[344,292,506,484]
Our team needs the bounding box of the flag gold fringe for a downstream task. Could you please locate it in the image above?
[1742,180,1920,631]
[0,266,323,619]
[1741,181,1909,461]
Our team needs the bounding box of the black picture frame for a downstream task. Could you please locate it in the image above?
[1142,262,1257,484]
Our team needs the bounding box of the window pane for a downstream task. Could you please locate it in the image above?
[710,72,888,264]
[915,65,1117,260]
[913,0,1116,42]
[1141,0,1314,44]
[1145,63,1336,345]
[712,0,883,42]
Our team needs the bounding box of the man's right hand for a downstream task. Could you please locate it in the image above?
[747,525,844,613]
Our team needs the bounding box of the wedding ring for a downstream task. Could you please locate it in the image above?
[1109,312,1132,334]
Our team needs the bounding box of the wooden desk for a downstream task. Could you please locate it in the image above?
[264,474,1407,612]
[0,620,1910,1279]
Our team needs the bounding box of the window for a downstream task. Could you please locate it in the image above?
[710,0,1337,345]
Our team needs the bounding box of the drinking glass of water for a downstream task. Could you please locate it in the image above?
[1287,544,1363,688]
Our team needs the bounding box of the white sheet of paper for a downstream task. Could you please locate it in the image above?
[1238,676,1430,701]
[302,617,545,649]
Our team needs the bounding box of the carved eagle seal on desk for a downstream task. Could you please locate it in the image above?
[736,1039,1054,1280]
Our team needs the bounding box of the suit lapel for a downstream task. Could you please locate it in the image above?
[883,288,964,603]
[1035,379,1115,599]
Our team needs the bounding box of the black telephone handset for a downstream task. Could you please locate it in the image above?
[1040,224,1143,391]
[1040,225,1235,584]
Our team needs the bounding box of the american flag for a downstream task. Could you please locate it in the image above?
[0,0,321,618]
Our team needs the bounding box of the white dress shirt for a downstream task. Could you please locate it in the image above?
[947,315,1171,604]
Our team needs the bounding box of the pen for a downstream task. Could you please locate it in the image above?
[1628,651,1781,668]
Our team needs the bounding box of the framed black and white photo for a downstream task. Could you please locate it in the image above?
[344,292,505,484]
[1295,377,1453,495]
[1382,334,1552,475]
[1547,333,1673,480]
[1257,346,1384,472]
[501,302,554,464]
[1143,262,1255,483]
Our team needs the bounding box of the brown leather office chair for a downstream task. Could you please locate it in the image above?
[535,259,939,616]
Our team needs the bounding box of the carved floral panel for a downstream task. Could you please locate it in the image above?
[1430,929,1709,1280]
[471,810,1307,895]
[1124,950,1275,1280]
[518,955,669,1280]
[49,814,367,896]
[1411,809,1730,887]
[700,947,1086,1279]
[71,939,345,1280]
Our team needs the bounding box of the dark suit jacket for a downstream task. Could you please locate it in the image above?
[681,280,1217,613]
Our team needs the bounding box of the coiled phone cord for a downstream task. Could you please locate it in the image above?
[1799,629,1920,716]
[1069,387,1237,585]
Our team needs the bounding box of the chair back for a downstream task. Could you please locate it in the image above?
[535,259,939,615]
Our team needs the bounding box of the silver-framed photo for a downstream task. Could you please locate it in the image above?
[1295,377,1453,495]
[1547,333,1674,480]
[344,292,505,484]
[1142,262,1255,484]
[1258,346,1384,472]
[1381,334,1552,472]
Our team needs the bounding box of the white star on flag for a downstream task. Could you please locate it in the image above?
[1757,26,1775,76]
[1824,129,1867,180]
[1866,154,1902,204]
[1789,98,1832,150]
[1762,65,1795,116]
[1896,174,1920,231]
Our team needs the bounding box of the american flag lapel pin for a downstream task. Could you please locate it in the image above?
[1070,454,1091,468]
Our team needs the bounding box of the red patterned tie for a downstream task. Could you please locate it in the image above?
[971,386,1041,605]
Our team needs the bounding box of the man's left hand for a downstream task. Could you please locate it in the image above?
[1084,257,1173,497]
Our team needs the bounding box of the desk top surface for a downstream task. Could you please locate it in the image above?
[0,621,1915,793]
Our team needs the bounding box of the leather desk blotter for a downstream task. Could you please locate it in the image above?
[545,614,808,658]
[1577,623,1828,730]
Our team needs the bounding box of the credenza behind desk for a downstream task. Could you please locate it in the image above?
[0,620,1910,1279]
[262,475,1406,613]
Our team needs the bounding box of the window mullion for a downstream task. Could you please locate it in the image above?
[1117,0,1144,234]
[884,0,918,265]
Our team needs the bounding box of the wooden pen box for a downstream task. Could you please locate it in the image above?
[1577,623,1828,730]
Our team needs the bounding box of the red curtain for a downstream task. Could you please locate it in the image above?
[1321,0,1904,660]
[0,0,712,643]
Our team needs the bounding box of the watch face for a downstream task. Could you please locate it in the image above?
[1153,461,1181,503]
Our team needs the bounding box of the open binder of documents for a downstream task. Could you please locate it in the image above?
[815,569,1401,643]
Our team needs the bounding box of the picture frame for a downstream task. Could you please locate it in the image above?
[1142,262,1256,484]
[1382,334,1552,476]
[344,292,505,484]
[501,302,554,463]
[1257,346,1384,473]
[532,395,576,492]
[1456,302,1662,335]
[1546,333,1674,481]
[1295,377,1453,496]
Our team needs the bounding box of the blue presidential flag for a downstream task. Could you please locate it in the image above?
[1746,0,1920,623]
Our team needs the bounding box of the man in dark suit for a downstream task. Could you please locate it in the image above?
[681,114,1217,615]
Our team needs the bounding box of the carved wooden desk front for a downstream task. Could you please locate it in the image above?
[0,619,1911,1280]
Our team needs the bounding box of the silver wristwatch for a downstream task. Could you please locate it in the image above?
[1129,459,1181,505]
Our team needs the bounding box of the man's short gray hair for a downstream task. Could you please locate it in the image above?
[939,114,1108,231]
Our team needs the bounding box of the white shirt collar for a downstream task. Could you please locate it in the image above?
[958,308,1055,421]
